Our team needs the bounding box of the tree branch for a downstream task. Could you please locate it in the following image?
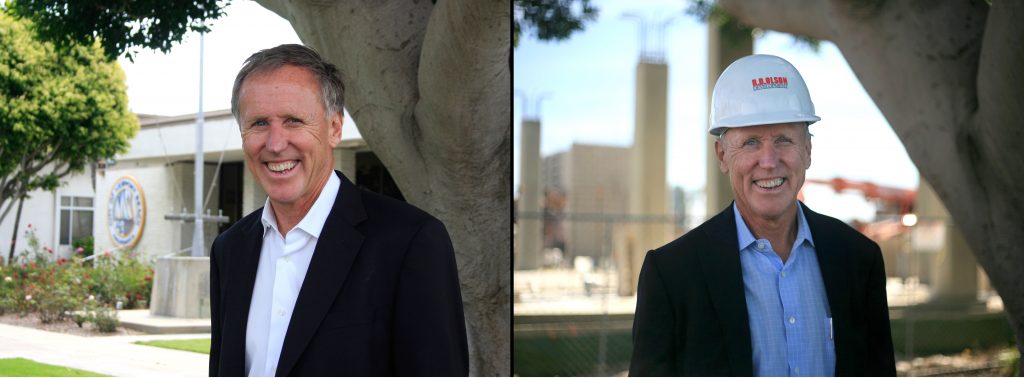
[718,0,833,40]
[0,195,17,227]
[52,162,74,178]
[974,0,1024,198]
[416,0,511,164]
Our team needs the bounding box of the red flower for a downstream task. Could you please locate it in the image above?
[135,293,143,300]
[144,276,152,281]
[56,258,67,265]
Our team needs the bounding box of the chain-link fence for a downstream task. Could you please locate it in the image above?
[513,211,682,376]
[513,211,1020,376]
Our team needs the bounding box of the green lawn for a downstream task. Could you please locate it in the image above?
[133,338,211,354]
[0,358,108,377]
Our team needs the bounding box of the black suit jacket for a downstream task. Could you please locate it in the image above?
[209,171,468,376]
[630,202,895,376]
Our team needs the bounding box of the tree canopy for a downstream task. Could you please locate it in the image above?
[0,13,138,227]
[3,0,227,61]
[514,0,598,48]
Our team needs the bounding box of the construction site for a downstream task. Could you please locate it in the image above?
[513,4,1019,375]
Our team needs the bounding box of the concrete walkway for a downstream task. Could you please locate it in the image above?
[0,322,209,376]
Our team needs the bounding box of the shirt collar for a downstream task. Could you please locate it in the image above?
[260,171,341,239]
[732,201,815,251]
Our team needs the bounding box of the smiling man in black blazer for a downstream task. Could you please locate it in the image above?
[630,55,895,376]
[209,44,468,376]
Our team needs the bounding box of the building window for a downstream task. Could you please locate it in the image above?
[355,151,405,202]
[60,196,93,246]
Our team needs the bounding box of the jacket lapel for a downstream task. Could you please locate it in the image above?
[801,203,850,317]
[801,203,853,372]
[697,203,753,376]
[224,213,265,375]
[275,172,366,376]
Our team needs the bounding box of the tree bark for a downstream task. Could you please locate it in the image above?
[7,195,25,265]
[254,0,511,375]
[720,0,1024,357]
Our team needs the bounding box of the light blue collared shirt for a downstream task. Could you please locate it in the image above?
[734,202,835,376]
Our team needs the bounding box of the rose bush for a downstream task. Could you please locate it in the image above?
[0,226,153,331]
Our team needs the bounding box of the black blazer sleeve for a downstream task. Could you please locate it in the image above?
[864,242,896,376]
[630,250,680,376]
[209,241,222,376]
[392,217,469,376]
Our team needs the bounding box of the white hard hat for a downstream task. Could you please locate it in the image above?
[709,54,820,136]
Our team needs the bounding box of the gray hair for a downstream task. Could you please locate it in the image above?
[230,44,345,123]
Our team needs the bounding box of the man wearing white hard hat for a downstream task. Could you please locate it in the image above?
[630,54,896,376]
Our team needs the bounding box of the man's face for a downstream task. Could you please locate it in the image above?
[715,122,811,222]
[238,65,342,209]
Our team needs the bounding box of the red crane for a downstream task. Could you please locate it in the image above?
[803,177,917,215]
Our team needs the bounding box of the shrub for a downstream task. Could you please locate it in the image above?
[91,306,119,333]
[1003,348,1020,376]
[91,249,154,309]
[72,236,94,265]
[0,267,14,316]
[0,225,154,332]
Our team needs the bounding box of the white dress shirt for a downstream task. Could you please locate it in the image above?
[245,173,340,377]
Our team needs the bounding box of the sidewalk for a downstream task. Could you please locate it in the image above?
[0,322,209,376]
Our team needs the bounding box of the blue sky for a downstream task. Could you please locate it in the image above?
[513,0,919,222]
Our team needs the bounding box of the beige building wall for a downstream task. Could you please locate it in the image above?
[0,165,94,263]
[94,158,182,260]
[562,144,630,264]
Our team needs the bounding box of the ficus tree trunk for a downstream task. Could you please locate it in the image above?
[253,0,511,375]
[719,0,1024,360]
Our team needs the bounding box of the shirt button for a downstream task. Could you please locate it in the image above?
[789,316,796,324]
[756,242,765,250]
[781,271,787,278]
[278,309,286,317]
[794,367,800,374]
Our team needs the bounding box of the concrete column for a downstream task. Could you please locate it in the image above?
[624,61,672,295]
[705,21,752,218]
[334,148,357,182]
[241,161,267,215]
[150,256,210,318]
[516,119,542,270]
[916,178,978,306]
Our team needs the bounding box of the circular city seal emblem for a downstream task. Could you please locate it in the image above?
[107,176,146,249]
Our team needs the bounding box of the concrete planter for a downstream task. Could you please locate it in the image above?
[150,256,210,318]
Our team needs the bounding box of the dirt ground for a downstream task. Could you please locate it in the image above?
[0,313,142,337]
[897,347,1020,377]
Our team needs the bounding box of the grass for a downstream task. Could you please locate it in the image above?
[0,358,108,377]
[133,338,211,354]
